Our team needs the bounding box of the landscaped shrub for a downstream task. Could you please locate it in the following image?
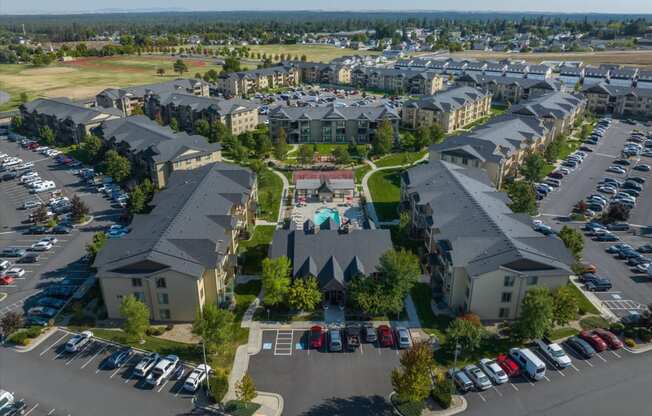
[609,322,625,335]
[8,331,30,346]
[25,326,43,338]
[624,327,638,339]
[625,338,636,348]
[638,328,652,343]
[431,387,452,409]
[209,373,229,404]
[146,326,165,336]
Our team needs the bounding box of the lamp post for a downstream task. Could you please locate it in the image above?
[451,341,461,395]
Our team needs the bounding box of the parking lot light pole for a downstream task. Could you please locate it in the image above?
[451,342,461,395]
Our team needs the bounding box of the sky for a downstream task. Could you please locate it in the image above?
[3,0,652,14]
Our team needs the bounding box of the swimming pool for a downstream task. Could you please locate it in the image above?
[314,208,341,226]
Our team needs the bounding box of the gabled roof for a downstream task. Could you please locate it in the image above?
[268,103,398,122]
[509,92,585,120]
[405,86,490,113]
[21,97,122,125]
[152,93,258,115]
[97,78,209,101]
[583,83,652,97]
[94,163,254,278]
[402,160,573,277]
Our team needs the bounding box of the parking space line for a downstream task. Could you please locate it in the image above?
[66,341,93,365]
[584,359,594,367]
[23,403,39,416]
[47,409,55,415]
[492,386,503,396]
[543,375,551,382]
[80,344,107,369]
[157,379,171,393]
[596,353,607,363]
[477,393,487,402]
[611,350,622,359]
[510,383,519,391]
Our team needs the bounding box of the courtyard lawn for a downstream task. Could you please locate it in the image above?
[374,150,428,168]
[257,168,283,222]
[368,168,401,222]
[0,55,224,111]
[238,226,276,275]
[567,283,600,315]
[548,327,579,341]
[355,164,372,184]
[246,44,380,63]
[410,283,452,342]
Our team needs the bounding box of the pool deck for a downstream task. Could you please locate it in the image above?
[291,200,365,229]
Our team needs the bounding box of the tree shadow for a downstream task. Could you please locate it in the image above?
[300,395,394,416]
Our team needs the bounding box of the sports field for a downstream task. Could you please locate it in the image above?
[0,55,223,111]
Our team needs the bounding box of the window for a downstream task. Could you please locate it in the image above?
[503,275,515,287]
[157,293,169,305]
[501,292,512,303]
[131,278,142,287]
[133,292,145,302]
[499,307,510,318]
[527,276,539,285]
[160,309,171,320]
[116,295,123,302]
[156,278,167,289]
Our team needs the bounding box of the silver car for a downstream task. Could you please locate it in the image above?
[464,364,492,390]
[395,327,412,349]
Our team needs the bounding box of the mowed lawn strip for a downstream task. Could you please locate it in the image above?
[368,168,401,222]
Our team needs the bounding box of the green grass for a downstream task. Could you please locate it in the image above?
[234,280,262,321]
[391,395,426,416]
[355,164,372,184]
[238,226,275,275]
[312,143,349,154]
[410,283,452,342]
[558,139,582,160]
[374,150,428,168]
[548,327,579,341]
[253,306,323,322]
[567,284,600,315]
[368,168,401,222]
[224,401,262,416]
[579,316,611,330]
[257,168,283,222]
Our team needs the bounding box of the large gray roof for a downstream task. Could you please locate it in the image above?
[405,86,490,113]
[97,115,221,164]
[509,91,585,120]
[430,113,548,164]
[269,103,399,122]
[152,92,258,115]
[97,78,209,101]
[458,73,559,91]
[269,228,393,290]
[583,83,652,97]
[21,97,122,125]
[94,163,254,278]
[402,160,573,277]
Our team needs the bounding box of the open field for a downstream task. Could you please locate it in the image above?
[0,55,223,111]
[246,44,380,63]
[450,50,652,69]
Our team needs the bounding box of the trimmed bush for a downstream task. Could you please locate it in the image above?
[625,338,636,348]
[8,331,30,346]
[209,373,229,404]
[25,326,43,338]
[638,328,652,343]
[624,327,638,339]
[146,326,165,336]
[431,387,452,409]
[609,322,625,335]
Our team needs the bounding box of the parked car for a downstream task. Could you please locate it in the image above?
[585,276,613,292]
[395,327,412,349]
[637,244,652,253]
[633,164,651,172]
[4,267,25,278]
[595,233,619,242]
[509,348,546,380]
[106,348,134,369]
[496,354,520,377]
[363,323,377,343]
[52,225,72,234]
[565,336,596,359]
[534,339,571,369]
[145,354,179,386]
[377,325,394,347]
[593,328,623,350]
[328,328,343,352]
[579,330,608,352]
[463,364,492,390]
[65,330,93,353]
[37,297,66,308]
[607,223,630,231]
[309,325,325,349]
[345,324,362,350]
[0,247,24,258]
[478,358,509,384]
[134,353,160,378]
[0,275,14,285]
[183,364,211,393]
[447,368,474,392]
[30,241,53,251]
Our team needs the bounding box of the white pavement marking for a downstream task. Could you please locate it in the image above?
[596,353,608,363]
[584,359,594,367]
[510,383,519,391]
[492,386,503,396]
[124,371,135,384]
[173,383,185,397]
[478,393,487,402]
[23,404,39,416]
[611,350,622,359]
[543,375,551,382]
[274,330,294,356]
[110,363,124,378]
[47,409,55,415]
[157,379,171,393]
[570,363,580,372]
[81,344,107,369]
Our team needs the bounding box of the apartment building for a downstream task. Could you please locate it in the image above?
[19,97,122,145]
[457,73,560,104]
[289,61,352,85]
[636,71,652,89]
[583,83,652,118]
[401,160,574,320]
[508,91,586,138]
[429,113,551,187]
[608,67,638,87]
[215,65,300,97]
[96,79,211,117]
[558,66,584,89]
[583,67,610,86]
[401,86,492,132]
[144,92,259,136]
[351,67,444,95]
[94,163,256,322]
[268,104,400,145]
[94,116,222,188]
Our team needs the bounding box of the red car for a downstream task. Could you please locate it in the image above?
[27,142,39,150]
[0,275,14,285]
[309,325,324,349]
[496,354,520,377]
[377,325,394,347]
[579,330,608,352]
[593,328,623,350]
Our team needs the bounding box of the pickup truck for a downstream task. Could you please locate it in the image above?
[345,324,361,351]
[0,389,26,416]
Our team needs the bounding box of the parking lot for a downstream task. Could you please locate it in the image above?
[0,134,120,318]
[538,120,652,318]
[0,328,199,416]
[248,328,402,416]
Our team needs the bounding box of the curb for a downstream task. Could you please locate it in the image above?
[389,391,467,416]
[73,215,94,228]
[254,391,284,416]
[9,325,60,352]
[624,343,652,354]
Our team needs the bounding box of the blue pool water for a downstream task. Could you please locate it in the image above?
[314,208,341,226]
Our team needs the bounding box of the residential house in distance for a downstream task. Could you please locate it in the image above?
[20,97,122,145]
[483,62,508,77]
[269,224,393,304]
[144,92,259,136]
[429,113,551,187]
[94,116,222,189]
[582,67,610,86]
[608,67,638,87]
[401,160,574,320]
[583,83,652,117]
[505,63,528,78]
[215,65,300,97]
[96,79,211,117]
[94,163,256,322]
[350,67,444,95]
[636,71,652,89]
[289,61,352,85]
[457,74,559,104]
[268,104,399,145]
[508,91,586,138]
[401,86,492,133]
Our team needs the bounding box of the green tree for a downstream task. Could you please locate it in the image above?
[192,303,235,354]
[32,205,49,224]
[210,120,230,143]
[169,117,180,132]
[391,341,433,403]
[194,118,211,137]
[129,185,147,214]
[19,92,29,103]
[156,67,165,77]
[516,287,555,340]
[332,146,351,165]
[222,57,242,73]
[507,181,537,216]
[86,231,107,261]
[544,137,564,163]
[429,123,445,144]
[255,135,273,158]
[273,127,289,160]
[11,115,23,132]
[520,153,546,182]
[400,132,417,151]
[0,311,23,339]
[119,295,150,342]
[559,226,584,260]
[81,134,102,161]
[377,249,421,308]
[348,276,387,316]
[104,150,131,182]
[236,374,257,405]
[173,59,188,76]
[552,286,579,327]
[287,276,322,311]
[297,144,314,165]
[70,194,89,223]
[261,257,292,307]
[39,126,55,145]
[446,318,485,352]
[372,119,394,156]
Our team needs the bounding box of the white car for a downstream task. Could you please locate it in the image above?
[39,236,58,245]
[30,241,53,251]
[5,267,25,278]
[65,331,93,353]
[534,339,571,369]
[35,146,49,153]
[32,181,56,193]
[23,199,42,209]
[20,172,39,183]
[597,186,617,195]
[3,158,22,167]
[0,260,11,271]
[145,354,179,386]
[479,358,509,384]
[183,364,211,392]
[606,166,627,174]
